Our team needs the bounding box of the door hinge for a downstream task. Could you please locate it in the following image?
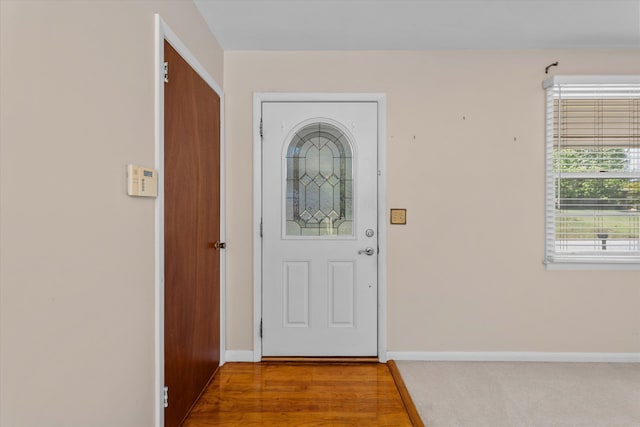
[260,219,263,238]
[163,386,169,408]
[259,117,263,139]
[163,62,169,83]
[260,319,263,338]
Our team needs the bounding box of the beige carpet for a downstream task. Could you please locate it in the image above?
[396,361,640,427]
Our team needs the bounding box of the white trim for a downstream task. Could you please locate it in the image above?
[253,93,387,362]
[376,97,387,363]
[155,15,226,427]
[387,351,640,363]
[160,22,223,96]
[225,350,256,362]
[252,96,263,362]
[154,15,165,427]
[543,75,640,89]
[219,91,227,369]
[545,261,640,271]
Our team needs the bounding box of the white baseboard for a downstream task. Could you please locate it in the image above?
[225,350,255,362]
[387,351,640,363]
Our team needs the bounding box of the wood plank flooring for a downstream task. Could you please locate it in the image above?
[182,362,413,426]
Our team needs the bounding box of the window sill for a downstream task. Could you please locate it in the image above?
[544,260,640,271]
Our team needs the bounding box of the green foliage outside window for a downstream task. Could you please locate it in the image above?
[554,148,639,210]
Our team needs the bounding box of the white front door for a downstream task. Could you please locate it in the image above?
[262,101,378,356]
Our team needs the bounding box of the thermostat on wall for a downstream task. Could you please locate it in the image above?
[127,164,158,197]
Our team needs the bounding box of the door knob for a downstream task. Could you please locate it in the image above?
[209,241,226,250]
[358,247,375,256]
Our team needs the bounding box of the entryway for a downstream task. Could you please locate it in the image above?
[181,362,417,426]
[254,94,387,359]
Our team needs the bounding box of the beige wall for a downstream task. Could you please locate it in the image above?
[0,1,223,426]
[224,50,640,353]
[1,1,638,423]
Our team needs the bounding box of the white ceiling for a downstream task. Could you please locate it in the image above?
[194,0,640,50]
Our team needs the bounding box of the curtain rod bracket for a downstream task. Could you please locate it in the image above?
[545,62,559,74]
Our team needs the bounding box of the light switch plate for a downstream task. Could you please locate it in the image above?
[390,209,406,225]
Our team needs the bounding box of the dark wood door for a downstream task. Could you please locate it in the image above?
[164,41,221,427]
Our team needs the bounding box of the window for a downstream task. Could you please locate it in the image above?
[285,122,353,237]
[544,76,640,267]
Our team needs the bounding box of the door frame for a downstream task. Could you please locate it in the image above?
[154,15,226,427]
[252,93,387,362]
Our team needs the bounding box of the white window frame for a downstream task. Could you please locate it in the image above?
[543,75,640,270]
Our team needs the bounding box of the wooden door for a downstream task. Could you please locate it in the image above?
[261,102,378,356]
[164,41,221,427]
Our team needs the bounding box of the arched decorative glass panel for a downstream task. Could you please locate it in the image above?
[286,122,353,237]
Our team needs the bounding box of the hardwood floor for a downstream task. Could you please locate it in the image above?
[182,362,414,426]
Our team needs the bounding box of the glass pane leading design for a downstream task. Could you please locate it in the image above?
[286,122,353,236]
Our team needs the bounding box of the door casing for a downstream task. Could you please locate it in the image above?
[253,93,387,362]
[154,15,226,427]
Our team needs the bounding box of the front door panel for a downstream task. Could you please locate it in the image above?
[262,102,378,356]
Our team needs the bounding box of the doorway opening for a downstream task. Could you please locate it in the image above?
[252,93,387,362]
[154,15,226,427]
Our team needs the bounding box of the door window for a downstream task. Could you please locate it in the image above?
[285,122,353,237]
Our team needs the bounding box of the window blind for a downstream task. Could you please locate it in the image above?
[544,76,640,265]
